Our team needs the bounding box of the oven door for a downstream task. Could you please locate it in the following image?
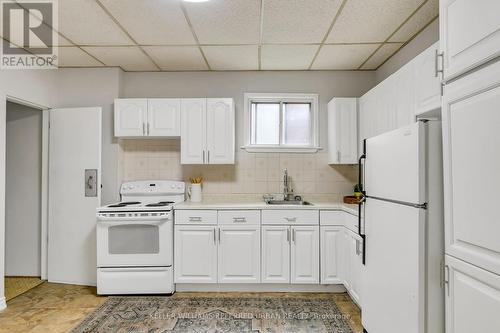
[97,212,172,267]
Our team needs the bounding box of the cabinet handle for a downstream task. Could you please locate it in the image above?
[213,228,216,244]
[218,228,221,243]
[435,50,444,78]
[286,229,290,242]
[292,229,296,242]
[233,217,246,223]
[207,150,210,164]
[147,123,150,135]
[189,216,202,222]
[284,217,297,222]
[142,123,146,135]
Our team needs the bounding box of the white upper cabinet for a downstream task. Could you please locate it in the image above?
[181,98,235,165]
[206,98,235,164]
[440,0,500,80]
[327,98,358,164]
[115,98,181,137]
[181,98,207,164]
[114,98,148,137]
[291,226,319,284]
[147,99,181,137]
[442,60,500,276]
[413,42,442,115]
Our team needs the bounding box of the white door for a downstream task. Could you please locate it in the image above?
[442,61,500,275]
[147,98,181,137]
[174,225,217,283]
[362,199,426,333]
[48,107,101,285]
[206,98,234,164]
[181,99,206,164]
[262,226,290,283]
[218,225,260,283]
[291,226,319,284]
[445,255,500,333]
[114,99,147,137]
[414,42,442,115]
[320,226,343,284]
[440,0,500,80]
[342,229,351,290]
[365,121,425,204]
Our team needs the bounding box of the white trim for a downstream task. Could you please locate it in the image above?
[243,93,320,153]
[0,297,6,311]
[41,110,49,280]
[176,283,346,293]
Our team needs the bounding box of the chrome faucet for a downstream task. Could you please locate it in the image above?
[283,168,293,201]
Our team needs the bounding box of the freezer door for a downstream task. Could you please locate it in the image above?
[362,198,426,333]
[365,122,425,204]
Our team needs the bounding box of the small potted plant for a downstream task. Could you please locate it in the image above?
[353,184,363,198]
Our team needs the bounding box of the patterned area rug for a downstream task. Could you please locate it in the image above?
[71,296,354,333]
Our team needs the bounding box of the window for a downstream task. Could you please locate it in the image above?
[244,93,320,152]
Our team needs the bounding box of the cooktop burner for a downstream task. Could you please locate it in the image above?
[145,201,175,207]
[107,201,141,208]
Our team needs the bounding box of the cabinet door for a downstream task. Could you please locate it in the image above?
[218,225,260,283]
[328,98,357,164]
[262,226,290,283]
[174,226,217,283]
[114,99,147,137]
[147,98,181,137]
[440,0,500,80]
[291,226,319,284]
[320,226,343,284]
[442,61,500,275]
[414,42,442,115]
[349,232,362,305]
[445,255,500,333]
[181,99,206,164]
[206,98,234,164]
[342,229,351,290]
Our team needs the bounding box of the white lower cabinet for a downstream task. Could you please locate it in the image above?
[218,225,260,283]
[261,226,290,283]
[174,225,217,283]
[347,230,363,306]
[445,255,500,333]
[320,226,343,284]
[291,226,319,284]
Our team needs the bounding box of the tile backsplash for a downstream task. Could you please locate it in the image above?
[118,139,358,202]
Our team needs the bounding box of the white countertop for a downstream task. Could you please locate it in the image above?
[174,201,359,216]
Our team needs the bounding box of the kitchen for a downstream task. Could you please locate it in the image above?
[0,0,499,332]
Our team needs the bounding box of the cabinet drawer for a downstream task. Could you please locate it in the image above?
[218,210,260,225]
[345,213,359,234]
[262,210,319,225]
[175,210,217,225]
[320,210,345,226]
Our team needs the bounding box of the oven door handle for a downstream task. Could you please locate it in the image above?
[97,216,170,224]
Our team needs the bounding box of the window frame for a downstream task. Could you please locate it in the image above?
[243,93,320,153]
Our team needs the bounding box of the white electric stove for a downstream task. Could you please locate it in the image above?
[96,180,185,295]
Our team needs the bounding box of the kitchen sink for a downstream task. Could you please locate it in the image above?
[265,200,313,206]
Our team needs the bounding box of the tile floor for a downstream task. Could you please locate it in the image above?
[4,277,44,301]
[0,282,362,333]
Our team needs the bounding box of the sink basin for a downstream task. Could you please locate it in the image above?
[265,200,313,206]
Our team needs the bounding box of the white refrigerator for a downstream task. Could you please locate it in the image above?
[360,121,444,333]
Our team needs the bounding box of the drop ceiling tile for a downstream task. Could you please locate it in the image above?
[202,45,258,70]
[326,0,423,43]
[361,43,403,69]
[100,0,196,45]
[143,46,208,71]
[57,34,73,46]
[262,0,342,43]
[83,46,157,71]
[184,0,260,44]
[261,45,319,70]
[389,0,438,42]
[57,46,103,67]
[311,44,379,70]
[58,0,133,45]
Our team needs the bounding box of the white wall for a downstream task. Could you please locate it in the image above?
[5,102,42,276]
[376,18,439,84]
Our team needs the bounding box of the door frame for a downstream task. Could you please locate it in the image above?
[3,95,50,281]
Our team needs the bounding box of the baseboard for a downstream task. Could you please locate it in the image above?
[47,279,96,287]
[0,297,6,311]
[175,283,346,293]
